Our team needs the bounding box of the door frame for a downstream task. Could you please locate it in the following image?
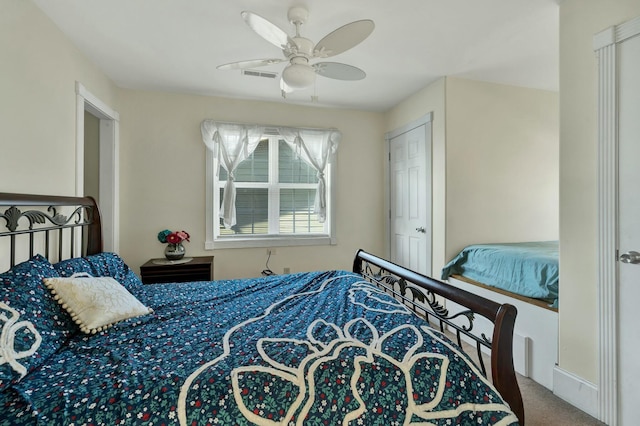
[75,82,120,252]
[594,15,640,426]
[384,112,433,274]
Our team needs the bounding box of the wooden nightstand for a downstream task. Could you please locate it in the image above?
[140,256,214,284]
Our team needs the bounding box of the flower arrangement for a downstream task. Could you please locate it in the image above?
[157,229,190,245]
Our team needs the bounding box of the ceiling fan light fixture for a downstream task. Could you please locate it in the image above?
[282,62,316,89]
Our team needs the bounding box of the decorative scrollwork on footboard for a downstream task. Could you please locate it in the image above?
[358,256,494,376]
[365,262,467,322]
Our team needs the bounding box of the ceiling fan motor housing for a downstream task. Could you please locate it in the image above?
[289,37,314,58]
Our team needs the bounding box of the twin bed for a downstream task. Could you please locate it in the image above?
[441,241,559,309]
[0,192,524,425]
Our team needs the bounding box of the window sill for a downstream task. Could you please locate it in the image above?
[205,235,336,250]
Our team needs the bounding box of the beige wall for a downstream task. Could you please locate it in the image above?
[117,89,386,279]
[0,0,118,196]
[559,0,640,384]
[385,77,559,276]
[445,78,559,260]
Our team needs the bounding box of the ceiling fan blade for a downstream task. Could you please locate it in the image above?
[217,58,285,70]
[241,11,294,50]
[314,20,374,58]
[313,62,366,81]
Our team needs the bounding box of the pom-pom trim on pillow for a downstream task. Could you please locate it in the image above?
[43,273,153,334]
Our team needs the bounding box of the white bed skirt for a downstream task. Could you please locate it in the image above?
[446,276,558,390]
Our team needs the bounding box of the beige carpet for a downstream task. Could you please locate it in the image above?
[456,335,604,425]
[518,374,605,426]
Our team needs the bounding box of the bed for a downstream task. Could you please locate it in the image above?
[441,242,559,390]
[441,241,559,309]
[0,192,524,425]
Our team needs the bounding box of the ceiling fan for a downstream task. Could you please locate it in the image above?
[217,6,374,97]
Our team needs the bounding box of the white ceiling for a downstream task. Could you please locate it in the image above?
[33,0,559,112]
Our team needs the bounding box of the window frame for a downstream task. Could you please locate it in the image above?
[205,135,337,250]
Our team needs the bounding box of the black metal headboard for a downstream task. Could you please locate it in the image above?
[0,193,103,270]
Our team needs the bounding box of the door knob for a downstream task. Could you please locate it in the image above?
[415,227,426,233]
[620,250,640,264]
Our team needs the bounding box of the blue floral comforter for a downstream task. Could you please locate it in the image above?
[1,270,518,425]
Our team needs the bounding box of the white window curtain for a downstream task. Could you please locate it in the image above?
[278,127,341,223]
[201,121,265,229]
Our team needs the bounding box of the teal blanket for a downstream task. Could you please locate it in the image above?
[441,241,559,307]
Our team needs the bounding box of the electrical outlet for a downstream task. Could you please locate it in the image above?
[267,248,276,256]
[283,267,290,274]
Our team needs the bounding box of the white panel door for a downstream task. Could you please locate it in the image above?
[617,31,640,426]
[389,124,431,275]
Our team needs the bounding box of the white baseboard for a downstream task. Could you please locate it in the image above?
[553,366,598,418]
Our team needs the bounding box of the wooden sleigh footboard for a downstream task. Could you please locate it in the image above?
[353,249,525,425]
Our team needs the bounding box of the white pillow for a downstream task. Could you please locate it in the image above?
[43,274,153,334]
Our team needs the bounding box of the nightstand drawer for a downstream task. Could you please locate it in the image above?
[140,256,214,284]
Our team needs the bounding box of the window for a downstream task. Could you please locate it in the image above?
[203,124,338,249]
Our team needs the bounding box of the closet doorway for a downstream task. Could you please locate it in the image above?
[75,82,120,252]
